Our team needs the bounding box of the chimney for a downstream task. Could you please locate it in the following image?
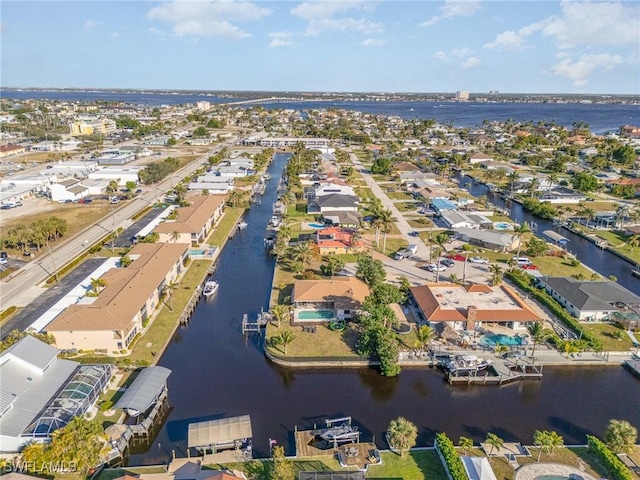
[466,305,477,330]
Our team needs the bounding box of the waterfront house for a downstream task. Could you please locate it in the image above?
[410,283,540,331]
[0,336,111,452]
[154,195,225,245]
[291,277,370,324]
[45,243,189,352]
[315,226,364,254]
[454,227,518,252]
[537,277,640,321]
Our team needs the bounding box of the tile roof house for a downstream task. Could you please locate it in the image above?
[538,277,640,320]
[46,243,190,352]
[410,283,540,330]
[155,195,225,245]
[292,277,370,323]
[315,226,364,254]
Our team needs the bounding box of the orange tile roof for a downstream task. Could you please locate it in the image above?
[155,195,224,234]
[47,243,189,332]
[293,277,370,310]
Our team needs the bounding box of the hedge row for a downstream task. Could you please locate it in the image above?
[587,435,632,480]
[435,433,468,480]
[505,271,602,350]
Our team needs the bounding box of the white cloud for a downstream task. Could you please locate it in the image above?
[268,31,296,48]
[434,50,448,61]
[84,20,98,31]
[361,38,386,47]
[291,0,382,36]
[550,53,625,86]
[147,0,271,40]
[421,0,481,27]
[485,1,638,51]
[461,56,481,69]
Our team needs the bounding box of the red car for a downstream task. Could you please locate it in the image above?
[446,253,467,261]
[521,264,539,270]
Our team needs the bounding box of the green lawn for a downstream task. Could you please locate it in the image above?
[580,322,635,351]
[208,207,246,247]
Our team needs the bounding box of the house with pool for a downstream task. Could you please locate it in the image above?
[410,282,541,331]
[291,277,370,324]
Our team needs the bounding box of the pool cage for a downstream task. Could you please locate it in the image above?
[22,364,112,440]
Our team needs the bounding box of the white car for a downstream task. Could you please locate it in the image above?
[469,256,489,264]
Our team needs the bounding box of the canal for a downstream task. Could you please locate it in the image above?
[130,153,640,465]
[457,174,639,293]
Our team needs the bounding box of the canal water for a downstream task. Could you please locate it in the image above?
[457,175,639,294]
[130,153,640,465]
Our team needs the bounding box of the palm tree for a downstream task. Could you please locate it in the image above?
[512,222,531,260]
[387,417,418,457]
[489,264,503,286]
[459,436,474,456]
[413,325,436,352]
[170,230,180,243]
[527,322,549,360]
[90,277,107,293]
[605,419,638,454]
[628,235,640,252]
[484,433,504,462]
[533,430,564,461]
[270,304,290,328]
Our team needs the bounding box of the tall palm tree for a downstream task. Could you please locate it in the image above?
[527,321,549,360]
[387,417,418,457]
[489,264,503,286]
[484,433,504,462]
[605,419,638,454]
[413,325,436,352]
[459,436,474,455]
[512,222,531,260]
[377,208,397,254]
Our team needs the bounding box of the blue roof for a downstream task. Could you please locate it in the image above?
[431,198,458,211]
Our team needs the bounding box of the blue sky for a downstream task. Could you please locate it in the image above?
[2,1,639,93]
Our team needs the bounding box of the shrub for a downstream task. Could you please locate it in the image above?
[435,433,467,480]
[587,435,633,480]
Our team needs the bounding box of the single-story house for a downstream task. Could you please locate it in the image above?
[410,283,540,330]
[46,243,190,351]
[538,277,640,320]
[154,195,225,245]
[455,227,518,252]
[291,277,370,324]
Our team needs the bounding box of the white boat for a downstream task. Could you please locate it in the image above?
[202,281,219,297]
[238,221,248,229]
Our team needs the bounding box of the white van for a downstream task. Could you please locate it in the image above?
[512,256,532,266]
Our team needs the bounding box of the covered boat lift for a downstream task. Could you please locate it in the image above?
[114,366,171,417]
[543,230,569,247]
[188,415,252,454]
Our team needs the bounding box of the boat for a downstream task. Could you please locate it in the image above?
[238,221,248,229]
[444,355,491,374]
[202,281,219,297]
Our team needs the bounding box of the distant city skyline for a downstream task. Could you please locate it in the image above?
[2,1,639,94]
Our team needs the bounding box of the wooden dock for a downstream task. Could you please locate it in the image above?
[294,429,378,471]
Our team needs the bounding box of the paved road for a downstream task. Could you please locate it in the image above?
[0,141,235,314]
[2,257,108,334]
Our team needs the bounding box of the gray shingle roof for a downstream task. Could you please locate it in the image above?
[544,277,640,311]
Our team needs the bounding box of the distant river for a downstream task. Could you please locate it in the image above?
[2,90,639,134]
[127,153,640,466]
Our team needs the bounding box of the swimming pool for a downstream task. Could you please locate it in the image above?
[480,333,526,347]
[298,309,335,320]
[493,222,514,231]
[308,223,326,229]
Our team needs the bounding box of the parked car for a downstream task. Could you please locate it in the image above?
[446,253,466,261]
[520,264,539,270]
[469,256,489,264]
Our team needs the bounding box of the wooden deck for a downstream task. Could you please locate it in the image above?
[295,430,379,471]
